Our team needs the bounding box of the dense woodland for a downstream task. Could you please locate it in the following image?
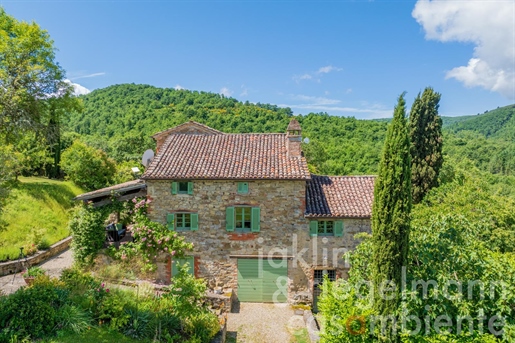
[63,84,515,181]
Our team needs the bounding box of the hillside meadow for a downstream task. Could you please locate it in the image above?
[0,177,84,261]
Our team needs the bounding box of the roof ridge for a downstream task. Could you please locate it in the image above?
[310,174,377,178]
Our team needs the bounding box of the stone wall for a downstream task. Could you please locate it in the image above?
[147,180,370,304]
[0,236,72,276]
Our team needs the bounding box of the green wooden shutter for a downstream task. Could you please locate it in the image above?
[309,221,318,237]
[172,256,194,277]
[237,182,248,194]
[167,213,175,231]
[191,213,198,231]
[251,207,260,232]
[226,207,235,232]
[187,182,193,195]
[334,220,344,237]
[171,182,177,195]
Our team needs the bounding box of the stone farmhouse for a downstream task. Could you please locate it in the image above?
[75,119,374,307]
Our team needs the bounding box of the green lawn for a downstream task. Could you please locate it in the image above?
[0,177,84,261]
[42,327,150,343]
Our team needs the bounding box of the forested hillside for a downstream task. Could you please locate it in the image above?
[447,104,515,139]
[66,84,515,180]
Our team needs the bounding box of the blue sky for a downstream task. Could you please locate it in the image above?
[2,0,514,118]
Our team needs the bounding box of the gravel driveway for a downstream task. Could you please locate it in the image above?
[0,248,73,295]
[226,303,306,343]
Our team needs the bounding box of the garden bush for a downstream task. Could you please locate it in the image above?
[68,204,107,265]
[0,277,68,340]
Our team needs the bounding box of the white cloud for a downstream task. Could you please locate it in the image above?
[174,84,185,90]
[317,65,342,74]
[240,84,248,97]
[283,94,390,118]
[220,87,233,97]
[64,79,90,95]
[413,0,515,99]
[280,103,392,119]
[293,73,313,83]
[292,94,341,105]
[70,72,106,80]
[293,65,342,83]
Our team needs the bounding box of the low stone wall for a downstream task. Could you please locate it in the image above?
[0,236,72,276]
[205,291,233,315]
[304,310,320,342]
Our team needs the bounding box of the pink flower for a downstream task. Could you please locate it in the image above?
[171,251,176,256]
[165,237,170,242]
[106,289,110,293]
[121,254,127,260]
[142,237,147,242]
[164,247,168,251]
[157,240,162,244]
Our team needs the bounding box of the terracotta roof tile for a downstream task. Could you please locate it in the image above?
[152,121,223,139]
[306,175,375,218]
[142,132,311,180]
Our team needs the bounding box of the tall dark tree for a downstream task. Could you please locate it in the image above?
[371,93,412,341]
[409,87,443,204]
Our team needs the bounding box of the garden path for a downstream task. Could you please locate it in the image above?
[226,302,306,343]
[0,248,73,295]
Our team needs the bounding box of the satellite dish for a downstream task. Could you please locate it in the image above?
[303,137,310,144]
[142,149,154,167]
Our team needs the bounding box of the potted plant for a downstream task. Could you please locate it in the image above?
[22,266,45,285]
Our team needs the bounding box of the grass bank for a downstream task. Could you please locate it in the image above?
[0,177,84,261]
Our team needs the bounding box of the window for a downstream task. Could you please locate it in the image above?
[171,181,193,195]
[314,269,336,282]
[318,221,334,236]
[226,206,260,233]
[178,182,189,194]
[235,207,252,232]
[309,220,344,237]
[176,213,191,231]
[166,213,198,231]
[237,182,249,194]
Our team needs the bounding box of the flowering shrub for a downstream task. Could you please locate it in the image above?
[116,197,193,272]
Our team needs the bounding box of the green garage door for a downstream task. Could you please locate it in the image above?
[237,258,288,303]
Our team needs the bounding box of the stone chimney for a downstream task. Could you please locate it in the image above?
[286,118,302,158]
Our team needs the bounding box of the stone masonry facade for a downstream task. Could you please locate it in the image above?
[147,179,371,304]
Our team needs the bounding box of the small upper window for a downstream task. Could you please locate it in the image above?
[317,221,334,236]
[178,182,189,194]
[171,181,193,195]
[237,182,249,194]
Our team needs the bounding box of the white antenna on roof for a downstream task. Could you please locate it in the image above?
[142,149,155,167]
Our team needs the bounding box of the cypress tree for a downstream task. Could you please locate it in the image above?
[409,87,443,204]
[371,93,412,341]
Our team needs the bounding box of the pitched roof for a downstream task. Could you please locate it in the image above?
[287,119,302,131]
[73,179,146,201]
[152,121,223,140]
[142,132,311,180]
[306,175,375,218]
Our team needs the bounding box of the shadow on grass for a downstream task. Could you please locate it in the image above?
[15,181,78,209]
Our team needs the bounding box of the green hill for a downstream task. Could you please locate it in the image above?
[0,177,85,262]
[66,84,515,178]
[447,104,515,139]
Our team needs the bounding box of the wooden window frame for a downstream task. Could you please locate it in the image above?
[317,220,335,236]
